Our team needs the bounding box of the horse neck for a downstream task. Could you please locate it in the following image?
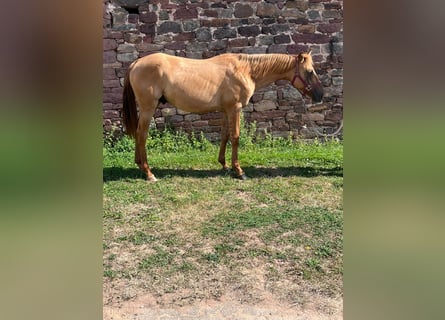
[243,54,296,89]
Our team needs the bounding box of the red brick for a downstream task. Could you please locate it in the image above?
[272,119,289,131]
[287,44,310,54]
[298,25,315,34]
[173,121,192,130]
[317,23,342,34]
[174,32,195,41]
[234,3,253,18]
[202,9,218,18]
[325,111,342,121]
[250,93,263,103]
[158,21,182,34]
[140,11,157,23]
[274,34,291,44]
[103,68,117,80]
[238,26,261,37]
[104,110,120,119]
[324,2,343,10]
[140,23,156,36]
[103,39,118,51]
[103,80,121,88]
[192,120,209,127]
[174,7,198,19]
[200,112,222,120]
[201,19,230,27]
[103,93,122,104]
[262,110,287,118]
[257,2,279,18]
[208,119,223,126]
[128,14,139,24]
[164,41,186,50]
[229,38,248,47]
[251,112,267,121]
[291,33,330,44]
[103,51,116,63]
[111,87,123,95]
[103,30,124,39]
[312,54,324,63]
[161,3,178,10]
[268,44,287,53]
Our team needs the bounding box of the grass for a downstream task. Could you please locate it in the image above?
[103,126,343,306]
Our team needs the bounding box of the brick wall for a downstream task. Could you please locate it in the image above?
[103,0,343,140]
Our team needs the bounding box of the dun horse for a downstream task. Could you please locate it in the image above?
[123,51,323,181]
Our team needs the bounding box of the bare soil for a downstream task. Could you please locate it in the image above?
[103,291,342,320]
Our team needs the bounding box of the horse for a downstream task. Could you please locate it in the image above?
[122,50,323,181]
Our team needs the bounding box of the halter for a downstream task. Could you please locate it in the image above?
[291,56,313,97]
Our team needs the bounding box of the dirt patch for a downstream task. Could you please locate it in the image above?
[103,291,342,320]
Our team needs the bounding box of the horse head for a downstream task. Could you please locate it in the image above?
[291,50,324,103]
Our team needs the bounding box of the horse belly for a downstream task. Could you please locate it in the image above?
[164,81,223,113]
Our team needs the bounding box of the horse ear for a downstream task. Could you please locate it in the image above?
[307,49,312,55]
[298,53,305,63]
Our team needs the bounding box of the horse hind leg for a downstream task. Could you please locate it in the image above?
[135,101,157,181]
[226,106,247,180]
[218,113,230,172]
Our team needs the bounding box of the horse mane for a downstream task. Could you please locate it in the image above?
[237,54,296,81]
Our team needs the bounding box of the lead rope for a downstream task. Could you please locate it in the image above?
[301,98,343,138]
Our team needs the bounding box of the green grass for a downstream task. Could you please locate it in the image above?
[103,127,343,305]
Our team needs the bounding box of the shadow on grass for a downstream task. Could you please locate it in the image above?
[103,165,342,182]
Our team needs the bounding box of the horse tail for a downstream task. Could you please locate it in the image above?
[122,69,138,139]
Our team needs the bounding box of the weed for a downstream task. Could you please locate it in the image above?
[104,269,117,279]
[203,253,220,263]
[305,258,323,272]
[176,262,196,272]
[139,248,174,270]
[315,242,334,258]
[129,231,157,245]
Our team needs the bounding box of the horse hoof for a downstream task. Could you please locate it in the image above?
[147,175,158,182]
[234,173,248,180]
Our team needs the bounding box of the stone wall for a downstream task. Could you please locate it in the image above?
[103,0,343,140]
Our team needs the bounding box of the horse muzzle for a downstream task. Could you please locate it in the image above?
[310,84,324,103]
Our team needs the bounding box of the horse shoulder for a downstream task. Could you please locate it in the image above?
[225,62,255,104]
[218,79,253,108]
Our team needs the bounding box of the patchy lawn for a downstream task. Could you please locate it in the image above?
[103,132,343,309]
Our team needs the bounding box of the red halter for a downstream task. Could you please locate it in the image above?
[291,56,312,97]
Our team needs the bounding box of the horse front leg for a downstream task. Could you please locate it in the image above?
[227,107,247,180]
[135,108,157,181]
[218,113,230,172]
